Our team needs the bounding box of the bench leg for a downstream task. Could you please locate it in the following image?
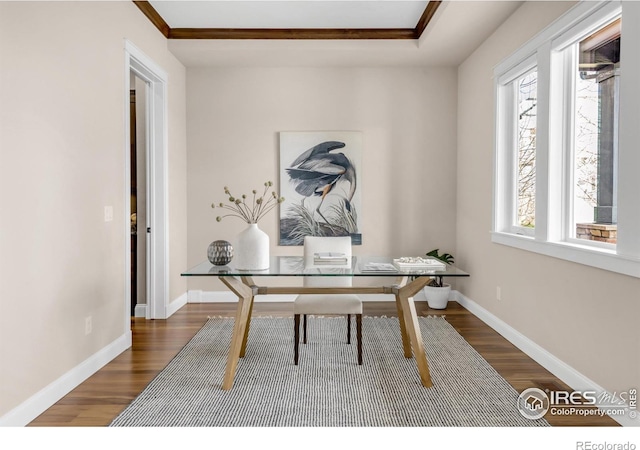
[294,314,300,365]
[356,314,362,365]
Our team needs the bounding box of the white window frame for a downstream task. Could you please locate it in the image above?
[552,5,620,251]
[492,0,640,279]
[495,56,538,238]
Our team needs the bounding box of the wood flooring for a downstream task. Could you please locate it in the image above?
[27,301,619,427]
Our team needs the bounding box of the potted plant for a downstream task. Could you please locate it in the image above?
[422,249,454,310]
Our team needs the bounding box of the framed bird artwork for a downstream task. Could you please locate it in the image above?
[279,131,362,246]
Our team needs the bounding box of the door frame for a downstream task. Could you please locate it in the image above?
[124,40,169,321]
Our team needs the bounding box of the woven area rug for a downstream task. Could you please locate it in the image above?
[110,316,549,427]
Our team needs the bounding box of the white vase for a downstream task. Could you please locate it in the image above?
[234,223,269,270]
[423,283,451,310]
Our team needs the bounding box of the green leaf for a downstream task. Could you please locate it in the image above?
[425,248,454,265]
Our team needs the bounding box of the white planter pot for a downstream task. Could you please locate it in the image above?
[233,223,270,270]
[423,283,451,310]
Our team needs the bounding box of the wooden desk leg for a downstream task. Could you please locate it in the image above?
[394,278,433,388]
[393,276,412,358]
[239,299,254,358]
[219,277,256,390]
[239,276,256,358]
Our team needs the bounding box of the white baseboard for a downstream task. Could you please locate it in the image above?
[453,291,637,427]
[167,291,188,317]
[0,331,132,427]
[134,303,146,317]
[133,292,189,318]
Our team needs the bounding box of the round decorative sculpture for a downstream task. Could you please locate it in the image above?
[208,240,234,266]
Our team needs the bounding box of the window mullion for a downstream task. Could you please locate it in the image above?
[535,44,550,242]
[493,82,512,234]
[546,46,569,243]
[562,45,577,243]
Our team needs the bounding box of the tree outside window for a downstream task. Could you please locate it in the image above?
[517,71,537,229]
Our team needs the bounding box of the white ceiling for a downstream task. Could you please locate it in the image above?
[146,1,524,68]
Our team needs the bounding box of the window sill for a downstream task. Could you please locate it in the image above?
[491,231,640,278]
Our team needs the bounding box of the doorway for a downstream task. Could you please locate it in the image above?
[125,40,169,323]
[130,75,148,316]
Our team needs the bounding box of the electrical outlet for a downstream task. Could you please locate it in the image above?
[496,286,502,301]
[85,316,92,335]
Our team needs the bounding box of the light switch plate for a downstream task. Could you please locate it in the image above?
[104,206,113,222]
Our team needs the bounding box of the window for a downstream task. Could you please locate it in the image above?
[516,70,537,230]
[494,57,537,238]
[492,1,640,278]
[569,18,620,245]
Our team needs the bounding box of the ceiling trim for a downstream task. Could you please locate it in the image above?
[414,0,441,38]
[133,1,442,40]
[134,1,170,38]
[169,28,416,40]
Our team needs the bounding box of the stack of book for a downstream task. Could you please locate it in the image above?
[392,257,446,271]
[313,252,348,265]
[359,262,398,273]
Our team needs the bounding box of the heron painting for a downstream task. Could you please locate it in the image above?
[279,131,362,246]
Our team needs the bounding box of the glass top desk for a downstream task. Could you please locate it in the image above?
[182,256,469,390]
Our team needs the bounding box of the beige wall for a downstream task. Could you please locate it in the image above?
[186,67,459,291]
[457,1,639,394]
[0,1,187,417]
